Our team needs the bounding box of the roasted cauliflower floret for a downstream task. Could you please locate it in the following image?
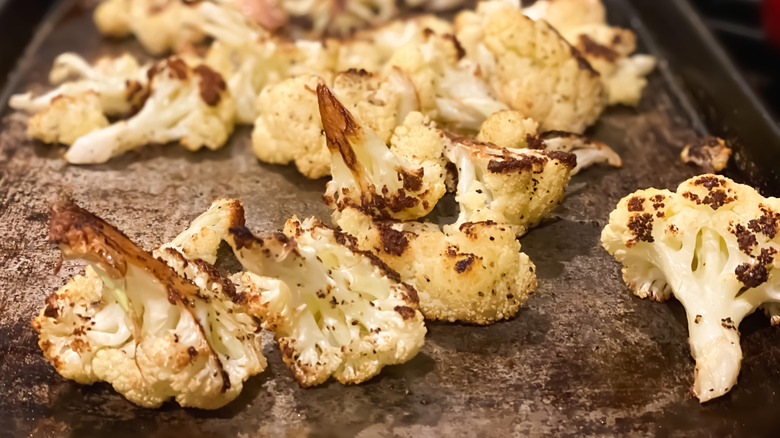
[227,217,426,387]
[10,52,146,117]
[387,30,508,131]
[477,110,622,174]
[524,0,656,106]
[602,174,780,402]
[455,1,606,133]
[335,206,537,324]
[64,57,234,164]
[319,84,446,219]
[94,0,204,55]
[33,201,266,409]
[27,92,109,145]
[443,134,575,235]
[252,69,417,179]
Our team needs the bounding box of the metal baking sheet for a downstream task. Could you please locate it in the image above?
[2,0,780,436]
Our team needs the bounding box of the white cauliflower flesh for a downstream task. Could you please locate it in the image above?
[227,217,426,387]
[252,69,417,179]
[442,133,575,236]
[25,92,109,146]
[65,57,234,164]
[319,84,446,219]
[93,0,204,55]
[335,206,537,324]
[454,0,606,133]
[523,0,656,106]
[10,52,146,117]
[476,110,622,174]
[601,174,780,402]
[387,30,507,131]
[34,201,266,409]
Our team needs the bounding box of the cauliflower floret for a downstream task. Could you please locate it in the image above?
[64,57,234,164]
[319,84,446,219]
[442,134,575,235]
[387,31,508,131]
[252,69,417,179]
[10,53,146,117]
[336,15,453,72]
[334,206,537,324]
[27,92,109,145]
[227,217,426,386]
[94,0,204,55]
[524,0,656,106]
[454,1,606,133]
[477,110,622,174]
[33,201,266,409]
[601,174,780,402]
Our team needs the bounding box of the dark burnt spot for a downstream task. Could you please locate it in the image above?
[526,134,546,150]
[455,254,477,274]
[193,65,227,106]
[401,168,424,192]
[280,340,295,360]
[125,80,145,103]
[330,296,338,307]
[577,34,619,62]
[681,138,731,172]
[682,192,701,205]
[611,33,623,45]
[758,247,777,265]
[627,213,654,246]
[694,315,702,324]
[190,258,240,302]
[459,220,496,235]
[394,305,416,320]
[732,224,757,254]
[229,226,261,250]
[333,227,403,283]
[442,33,466,59]
[43,291,59,318]
[694,175,724,190]
[748,206,780,238]
[376,223,409,256]
[721,317,736,330]
[165,58,189,80]
[487,153,548,174]
[701,189,734,210]
[401,282,419,304]
[343,68,371,77]
[167,284,181,305]
[569,45,599,75]
[446,245,458,257]
[627,196,645,212]
[187,346,198,361]
[317,84,362,172]
[422,27,435,37]
[544,150,577,169]
[735,263,769,288]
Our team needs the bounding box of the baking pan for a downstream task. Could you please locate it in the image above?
[1,0,780,436]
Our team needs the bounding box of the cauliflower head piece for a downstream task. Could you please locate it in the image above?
[252,68,417,179]
[26,92,109,146]
[335,206,537,324]
[455,0,606,133]
[443,134,575,235]
[64,57,234,164]
[227,217,426,387]
[319,84,446,219]
[33,200,266,409]
[602,174,780,402]
[94,0,204,55]
[523,0,656,106]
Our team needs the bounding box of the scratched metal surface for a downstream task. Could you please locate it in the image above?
[2,1,780,436]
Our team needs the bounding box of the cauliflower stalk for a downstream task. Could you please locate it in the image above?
[454,0,606,133]
[602,174,780,402]
[334,206,537,324]
[443,133,576,236]
[319,84,446,219]
[65,57,234,164]
[33,200,266,409]
[227,217,426,386]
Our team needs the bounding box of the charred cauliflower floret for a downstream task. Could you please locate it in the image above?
[602,174,780,402]
[387,30,508,131]
[455,0,606,133]
[33,201,266,409]
[64,57,234,164]
[10,52,146,117]
[523,0,656,106]
[227,217,426,387]
[443,134,575,235]
[477,110,622,174]
[94,0,203,55]
[335,206,537,324]
[319,84,446,219]
[252,69,417,179]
